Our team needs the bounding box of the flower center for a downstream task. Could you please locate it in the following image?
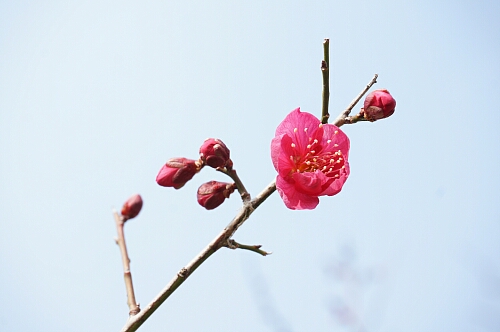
[289,127,345,178]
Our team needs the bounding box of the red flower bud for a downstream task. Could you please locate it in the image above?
[362,89,396,121]
[156,158,202,189]
[199,138,231,168]
[121,194,143,221]
[197,181,235,210]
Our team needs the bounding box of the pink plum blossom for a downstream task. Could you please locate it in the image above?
[362,89,396,121]
[271,108,350,210]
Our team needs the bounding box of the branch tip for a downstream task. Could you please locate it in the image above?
[321,39,330,124]
[224,239,271,256]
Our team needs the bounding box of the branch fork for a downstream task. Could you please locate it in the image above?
[224,239,272,256]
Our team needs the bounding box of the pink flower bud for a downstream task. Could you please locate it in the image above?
[197,181,235,210]
[362,89,396,121]
[156,158,202,189]
[121,194,143,221]
[199,138,231,168]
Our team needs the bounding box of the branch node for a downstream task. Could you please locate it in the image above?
[217,167,251,203]
[226,239,238,249]
[178,268,188,279]
[129,304,141,316]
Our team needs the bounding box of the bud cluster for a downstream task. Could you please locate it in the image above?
[156,138,237,210]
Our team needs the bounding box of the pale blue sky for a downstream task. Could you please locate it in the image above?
[1,1,499,331]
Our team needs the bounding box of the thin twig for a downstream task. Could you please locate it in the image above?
[333,74,378,127]
[218,166,251,203]
[120,180,277,332]
[225,239,272,256]
[321,38,330,124]
[114,211,140,316]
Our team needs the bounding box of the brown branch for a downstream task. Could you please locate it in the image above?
[120,180,277,332]
[321,38,330,124]
[218,166,251,203]
[114,211,140,316]
[333,74,378,127]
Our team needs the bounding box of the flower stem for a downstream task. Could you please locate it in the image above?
[342,112,367,125]
[114,211,140,316]
[321,38,330,124]
[119,180,276,332]
[333,74,378,127]
[218,166,251,203]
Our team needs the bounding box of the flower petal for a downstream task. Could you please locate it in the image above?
[275,108,321,152]
[292,171,327,196]
[276,176,319,210]
[277,134,297,177]
[271,135,283,172]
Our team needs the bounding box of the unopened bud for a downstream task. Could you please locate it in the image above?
[121,194,143,221]
[197,181,235,210]
[156,158,202,189]
[199,138,231,168]
[362,89,396,121]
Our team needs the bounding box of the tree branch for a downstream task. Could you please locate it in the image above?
[333,74,378,127]
[321,38,330,124]
[120,180,277,332]
[218,165,251,203]
[114,211,140,316]
[225,239,272,256]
